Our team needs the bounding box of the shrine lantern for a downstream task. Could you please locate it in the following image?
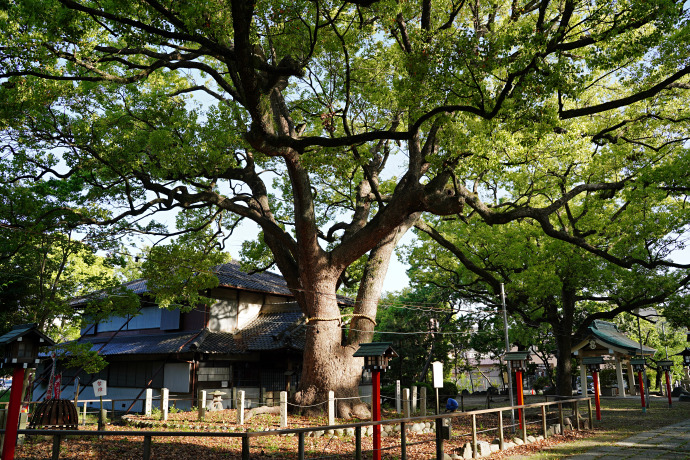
[503,351,530,430]
[676,348,690,367]
[0,324,55,460]
[658,360,673,372]
[583,356,604,373]
[354,342,398,372]
[503,351,530,372]
[631,357,646,373]
[353,342,398,460]
[0,323,54,369]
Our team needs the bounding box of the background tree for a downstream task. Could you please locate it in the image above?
[614,313,688,391]
[0,178,127,335]
[406,212,690,396]
[376,287,461,385]
[1,0,689,415]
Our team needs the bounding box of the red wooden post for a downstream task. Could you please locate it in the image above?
[637,371,646,412]
[372,369,381,460]
[592,370,601,420]
[665,371,672,408]
[353,342,397,460]
[2,367,26,460]
[516,370,524,429]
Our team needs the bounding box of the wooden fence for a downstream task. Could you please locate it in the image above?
[1,397,593,460]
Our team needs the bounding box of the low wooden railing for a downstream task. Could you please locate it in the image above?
[1,397,592,460]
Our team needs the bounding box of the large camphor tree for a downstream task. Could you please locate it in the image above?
[1,0,689,415]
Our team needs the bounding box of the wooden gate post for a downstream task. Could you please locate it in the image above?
[498,409,504,449]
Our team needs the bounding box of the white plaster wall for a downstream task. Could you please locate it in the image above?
[264,295,298,312]
[209,293,238,332]
[237,291,263,330]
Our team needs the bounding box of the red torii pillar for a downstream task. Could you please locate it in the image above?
[631,358,647,413]
[2,367,26,460]
[658,360,674,408]
[582,357,604,421]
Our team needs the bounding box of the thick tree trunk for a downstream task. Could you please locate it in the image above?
[290,272,369,419]
[293,217,419,419]
[348,214,420,346]
[295,318,370,419]
[553,287,577,397]
[554,331,574,397]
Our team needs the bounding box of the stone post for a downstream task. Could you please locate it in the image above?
[280,391,288,428]
[579,360,587,395]
[403,388,410,419]
[237,390,245,425]
[626,361,637,396]
[411,386,418,413]
[420,386,427,417]
[161,388,169,421]
[198,389,206,420]
[0,408,6,452]
[144,388,153,416]
[328,391,335,426]
[16,412,28,446]
[615,357,626,397]
[396,380,401,413]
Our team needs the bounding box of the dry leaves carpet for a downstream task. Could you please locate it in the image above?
[14,406,598,459]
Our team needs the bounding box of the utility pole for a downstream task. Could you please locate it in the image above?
[501,283,516,431]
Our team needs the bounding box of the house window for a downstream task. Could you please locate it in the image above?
[97,307,162,332]
[98,316,129,332]
[198,362,231,382]
[260,369,288,392]
[127,307,162,330]
[235,366,260,387]
[108,361,164,388]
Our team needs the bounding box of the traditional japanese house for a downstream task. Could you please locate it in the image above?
[41,261,350,412]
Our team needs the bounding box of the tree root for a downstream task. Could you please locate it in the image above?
[244,405,280,422]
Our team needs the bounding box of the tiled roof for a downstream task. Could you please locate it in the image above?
[214,261,292,296]
[214,262,353,305]
[69,279,149,306]
[74,331,205,356]
[589,320,656,355]
[198,310,306,354]
[73,310,308,357]
[71,261,352,306]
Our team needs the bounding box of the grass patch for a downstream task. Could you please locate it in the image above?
[507,396,690,459]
